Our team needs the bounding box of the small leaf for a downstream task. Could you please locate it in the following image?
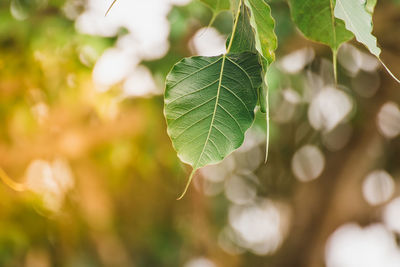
[164,52,262,171]
[239,0,277,111]
[199,0,230,15]
[244,0,277,65]
[227,4,257,53]
[335,0,400,82]
[242,0,277,162]
[288,0,354,51]
[334,0,380,56]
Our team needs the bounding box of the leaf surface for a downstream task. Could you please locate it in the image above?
[334,0,380,57]
[164,52,262,170]
[334,0,399,82]
[244,0,277,65]
[242,0,277,161]
[228,4,257,54]
[288,0,353,51]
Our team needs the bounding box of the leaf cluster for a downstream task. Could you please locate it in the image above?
[164,0,399,198]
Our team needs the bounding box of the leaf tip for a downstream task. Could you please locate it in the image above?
[380,60,400,84]
[176,169,197,200]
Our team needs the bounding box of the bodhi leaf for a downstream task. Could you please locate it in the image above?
[243,0,277,112]
[164,52,262,198]
[334,0,380,56]
[227,4,257,54]
[288,0,353,51]
[243,0,277,162]
[244,0,277,65]
[334,0,400,83]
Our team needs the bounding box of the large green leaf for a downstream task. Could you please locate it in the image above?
[164,52,262,172]
[199,0,230,15]
[244,0,277,65]
[288,0,353,51]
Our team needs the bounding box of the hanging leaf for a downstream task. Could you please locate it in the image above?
[334,0,399,82]
[288,0,353,51]
[334,0,380,56]
[244,0,277,65]
[227,4,257,53]
[199,0,230,15]
[165,52,262,169]
[164,52,262,196]
[239,0,277,110]
[243,0,277,162]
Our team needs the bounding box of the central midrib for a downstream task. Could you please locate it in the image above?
[329,0,337,49]
[194,54,227,169]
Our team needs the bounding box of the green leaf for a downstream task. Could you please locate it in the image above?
[199,0,230,14]
[242,0,277,162]
[334,0,380,56]
[227,4,257,53]
[164,52,262,172]
[288,0,353,51]
[334,0,400,82]
[244,0,277,65]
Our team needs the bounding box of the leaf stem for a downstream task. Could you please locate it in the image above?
[332,49,338,85]
[226,0,243,54]
[105,0,117,16]
[380,60,400,84]
[0,167,25,192]
[265,83,270,163]
[177,170,196,200]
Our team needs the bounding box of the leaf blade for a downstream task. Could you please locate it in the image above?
[288,0,353,51]
[228,4,257,53]
[164,52,262,170]
[334,0,380,57]
[334,0,400,83]
[244,0,277,65]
